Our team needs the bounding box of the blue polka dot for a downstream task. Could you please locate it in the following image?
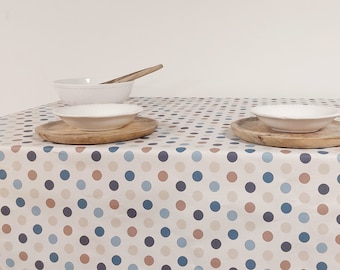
[111,255,121,265]
[281,241,292,252]
[160,227,171,237]
[6,258,15,267]
[27,151,37,161]
[209,181,220,192]
[125,171,135,181]
[158,151,169,162]
[316,262,327,270]
[298,212,310,223]
[94,208,104,218]
[227,152,238,162]
[31,206,41,216]
[194,267,203,270]
[280,183,291,193]
[76,180,86,190]
[176,181,186,191]
[176,147,186,153]
[77,199,87,209]
[143,200,153,210]
[299,232,310,243]
[192,151,202,162]
[95,226,105,236]
[177,237,187,247]
[128,264,138,270]
[64,262,74,270]
[60,170,70,180]
[16,197,25,207]
[316,243,327,253]
[108,147,119,153]
[123,151,133,162]
[300,153,311,163]
[49,252,59,262]
[245,259,256,269]
[245,240,255,250]
[0,169,7,180]
[228,229,238,240]
[318,184,329,195]
[262,152,273,163]
[43,146,54,153]
[13,179,22,189]
[142,181,152,191]
[192,171,203,181]
[193,210,204,220]
[48,234,58,244]
[281,203,292,214]
[263,212,274,222]
[263,172,274,183]
[58,151,68,161]
[245,182,256,193]
[33,224,43,234]
[210,201,220,212]
[111,236,121,247]
[178,256,188,266]
[0,151,5,161]
[227,210,238,221]
[160,208,170,218]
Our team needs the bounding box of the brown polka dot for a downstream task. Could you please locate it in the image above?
[46,198,55,208]
[335,234,340,245]
[280,260,291,270]
[210,148,220,153]
[127,226,137,237]
[244,202,255,213]
[299,173,310,184]
[28,170,37,180]
[227,171,237,182]
[193,229,203,239]
[317,204,329,215]
[142,147,152,153]
[144,255,154,266]
[109,199,119,209]
[63,225,73,236]
[280,150,291,154]
[262,231,273,242]
[80,254,90,264]
[19,251,28,261]
[2,224,11,233]
[211,258,221,268]
[176,200,186,211]
[75,147,86,153]
[92,170,102,181]
[158,171,168,182]
[11,145,21,153]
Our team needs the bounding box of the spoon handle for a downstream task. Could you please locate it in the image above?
[101,64,163,84]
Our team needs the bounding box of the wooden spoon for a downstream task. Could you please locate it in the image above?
[101,64,163,84]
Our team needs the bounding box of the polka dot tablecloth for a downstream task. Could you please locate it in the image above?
[0,97,340,270]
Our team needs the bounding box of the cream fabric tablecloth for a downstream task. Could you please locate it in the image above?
[0,97,340,270]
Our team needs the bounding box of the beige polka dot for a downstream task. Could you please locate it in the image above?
[280,163,292,174]
[337,194,340,204]
[210,220,221,231]
[64,244,74,254]
[298,251,309,261]
[317,224,329,235]
[111,218,121,227]
[17,215,27,225]
[194,248,204,258]
[43,161,53,171]
[161,246,171,256]
[93,189,103,199]
[79,217,88,227]
[61,189,70,199]
[228,248,238,259]
[12,161,22,171]
[263,192,273,203]
[96,245,105,255]
[176,219,187,229]
[318,163,330,174]
[4,241,13,251]
[30,189,39,198]
[299,192,311,203]
[128,245,138,255]
[159,190,169,200]
[144,218,154,228]
[209,162,220,172]
[108,161,118,172]
[281,222,292,233]
[141,161,152,172]
[335,253,340,263]
[125,190,136,200]
[76,161,86,171]
[245,221,256,231]
[244,162,255,173]
[34,243,43,252]
[175,162,185,172]
[193,190,203,201]
[263,250,273,261]
[48,216,57,226]
[227,191,238,202]
[0,188,9,197]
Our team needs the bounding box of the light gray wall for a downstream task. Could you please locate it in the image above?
[1,0,340,115]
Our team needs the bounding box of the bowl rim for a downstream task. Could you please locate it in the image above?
[53,78,134,87]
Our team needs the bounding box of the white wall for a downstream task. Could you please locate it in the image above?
[1,0,340,116]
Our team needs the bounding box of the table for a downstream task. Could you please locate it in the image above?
[0,97,340,270]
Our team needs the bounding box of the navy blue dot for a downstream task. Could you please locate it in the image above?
[18,233,27,243]
[49,252,59,262]
[245,259,256,269]
[27,151,37,161]
[144,236,154,247]
[263,212,274,222]
[127,208,137,218]
[245,182,256,193]
[97,263,106,270]
[143,200,153,210]
[316,262,327,270]
[91,151,101,161]
[228,229,238,240]
[16,197,25,207]
[35,260,44,270]
[263,172,274,183]
[318,184,329,195]
[1,206,10,215]
[44,180,54,190]
[60,170,70,180]
[177,256,188,266]
[227,152,238,162]
[0,169,7,179]
[336,215,340,224]
[192,171,203,181]
[160,227,171,237]
[33,224,42,234]
[80,236,90,245]
[210,201,221,212]
[109,180,119,191]
[125,171,135,181]
[299,232,310,243]
[111,255,121,265]
[95,226,105,237]
[281,203,292,214]
[281,241,292,252]
[211,239,221,249]
[176,181,186,191]
[63,207,72,217]
[158,151,169,162]
[161,265,171,270]
[193,210,204,220]
[300,153,311,163]
[77,199,87,209]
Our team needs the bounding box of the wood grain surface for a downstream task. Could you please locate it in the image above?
[231,117,340,148]
[35,117,158,145]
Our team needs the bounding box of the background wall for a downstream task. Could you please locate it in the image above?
[1,0,340,116]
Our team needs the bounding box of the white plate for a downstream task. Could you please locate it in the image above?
[250,104,340,133]
[54,104,143,131]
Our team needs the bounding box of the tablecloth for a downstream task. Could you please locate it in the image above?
[0,97,340,270]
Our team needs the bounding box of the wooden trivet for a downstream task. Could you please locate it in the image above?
[35,117,158,145]
[231,117,340,148]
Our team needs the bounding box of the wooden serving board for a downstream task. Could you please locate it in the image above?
[231,117,340,148]
[36,117,158,145]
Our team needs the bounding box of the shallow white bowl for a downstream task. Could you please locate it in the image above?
[54,78,134,105]
[54,104,143,131]
[250,104,340,133]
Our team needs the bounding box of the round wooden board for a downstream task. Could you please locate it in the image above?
[35,117,158,145]
[231,117,340,148]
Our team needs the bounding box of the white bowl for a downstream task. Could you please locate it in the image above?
[54,104,143,131]
[250,104,340,133]
[54,78,134,105]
